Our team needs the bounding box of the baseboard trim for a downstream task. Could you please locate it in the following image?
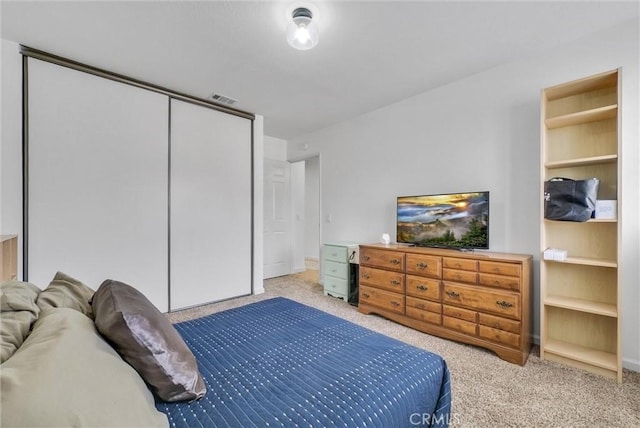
[623,357,640,372]
[531,333,540,345]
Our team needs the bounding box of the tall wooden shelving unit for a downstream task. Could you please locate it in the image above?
[1,235,18,281]
[540,69,622,382]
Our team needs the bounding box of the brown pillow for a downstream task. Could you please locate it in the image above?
[92,279,206,402]
[36,271,94,318]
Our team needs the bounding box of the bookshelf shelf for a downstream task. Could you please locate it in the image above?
[540,69,622,382]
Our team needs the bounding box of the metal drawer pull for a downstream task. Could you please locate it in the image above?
[416,303,425,309]
[362,273,370,279]
[455,263,461,268]
[332,253,338,257]
[417,262,428,269]
[446,291,460,298]
[493,267,501,273]
[496,300,513,308]
[391,301,400,307]
[364,255,370,261]
[417,284,428,291]
[391,280,400,285]
[390,259,401,265]
[362,292,370,298]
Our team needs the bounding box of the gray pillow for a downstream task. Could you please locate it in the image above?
[0,308,168,428]
[0,280,41,363]
[36,271,94,318]
[92,279,206,402]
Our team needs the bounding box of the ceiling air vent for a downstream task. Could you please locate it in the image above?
[209,92,238,106]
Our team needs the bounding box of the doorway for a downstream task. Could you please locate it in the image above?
[290,156,320,275]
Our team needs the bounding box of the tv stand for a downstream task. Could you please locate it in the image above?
[358,244,533,365]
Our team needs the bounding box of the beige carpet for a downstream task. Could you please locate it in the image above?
[167,271,640,427]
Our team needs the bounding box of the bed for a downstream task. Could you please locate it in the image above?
[156,297,451,427]
[1,275,450,427]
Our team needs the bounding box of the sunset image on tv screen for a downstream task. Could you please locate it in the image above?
[397,192,489,249]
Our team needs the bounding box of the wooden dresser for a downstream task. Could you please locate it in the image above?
[1,235,18,282]
[358,244,533,365]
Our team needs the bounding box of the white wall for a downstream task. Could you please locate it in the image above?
[288,19,640,370]
[253,115,265,294]
[1,40,23,277]
[264,135,287,161]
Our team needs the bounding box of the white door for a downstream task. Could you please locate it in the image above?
[170,99,252,310]
[263,159,291,278]
[27,58,169,310]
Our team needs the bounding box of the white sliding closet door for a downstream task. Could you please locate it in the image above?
[28,59,169,311]
[170,99,252,310]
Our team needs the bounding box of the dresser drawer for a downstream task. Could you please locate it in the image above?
[406,306,441,325]
[360,248,405,272]
[478,261,521,278]
[443,304,477,323]
[479,325,520,349]
[406,254,442,278]
[359,285,404,314]
[443,282,520,320]
[359,266,405,293]
[443,257,477,271]
[406,275,441,300]
[478,313,520,334]
[443,268,477,284]
[443,316,477,335]
[324,245,348,263]
[406,296,441,314]
[323,276,348,297]
[324,260,348,280]
[478,272,520,291]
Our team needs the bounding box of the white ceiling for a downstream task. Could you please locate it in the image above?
[1,1,638,140]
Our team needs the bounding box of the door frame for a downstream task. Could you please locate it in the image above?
[288,153,322,276]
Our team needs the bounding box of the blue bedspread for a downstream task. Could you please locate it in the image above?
[156,298,451,427]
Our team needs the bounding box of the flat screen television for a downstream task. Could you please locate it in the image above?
[397,191,489,250]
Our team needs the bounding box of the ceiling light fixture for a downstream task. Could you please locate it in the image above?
[286,7,319,50]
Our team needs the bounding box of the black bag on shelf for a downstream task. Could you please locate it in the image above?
[544,177,599,222]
